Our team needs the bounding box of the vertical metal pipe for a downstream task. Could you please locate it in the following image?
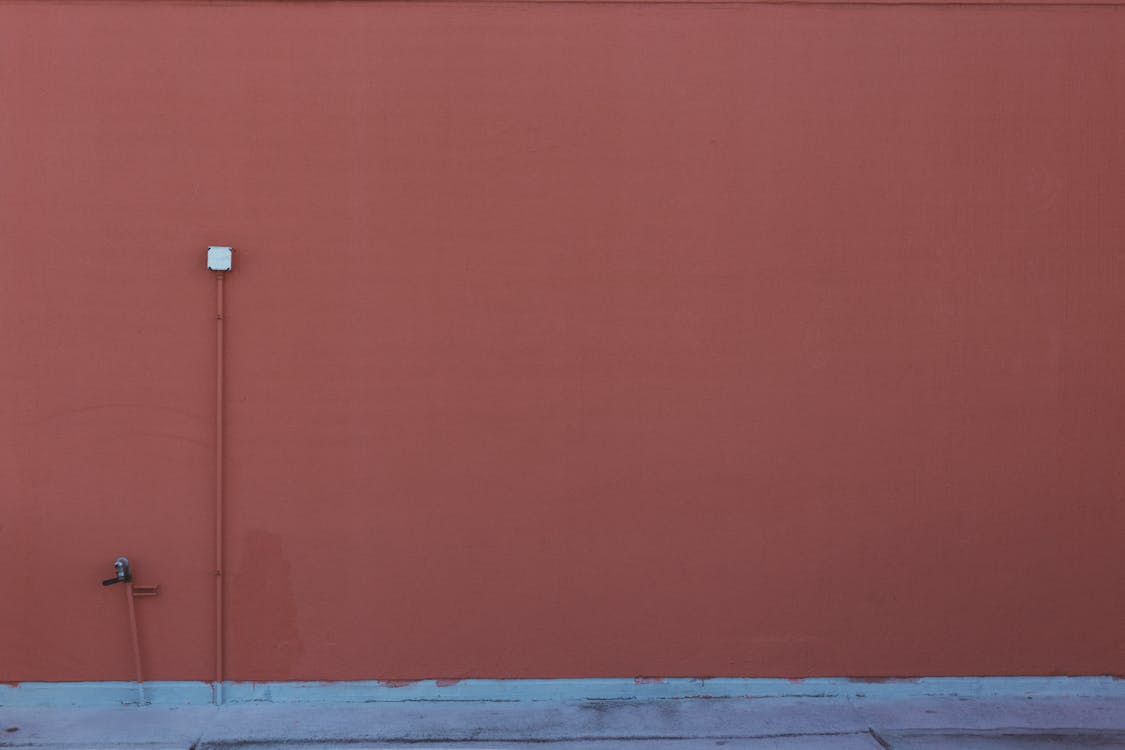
[215,272,225,705]
[125,582,145,705]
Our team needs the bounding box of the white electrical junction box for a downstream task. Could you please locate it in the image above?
[207,246,233,271]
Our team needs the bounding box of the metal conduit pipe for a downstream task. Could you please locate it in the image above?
[207,246,232,705]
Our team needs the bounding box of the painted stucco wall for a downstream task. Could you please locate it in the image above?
[1,1,1123,683]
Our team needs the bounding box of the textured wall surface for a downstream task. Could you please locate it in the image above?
[1,1,1123,682]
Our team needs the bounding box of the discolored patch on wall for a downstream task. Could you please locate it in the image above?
[232,530,303,678]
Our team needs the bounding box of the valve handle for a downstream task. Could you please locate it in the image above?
[102,557,132,586]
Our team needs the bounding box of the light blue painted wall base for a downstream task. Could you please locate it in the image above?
[1,676,1121,707]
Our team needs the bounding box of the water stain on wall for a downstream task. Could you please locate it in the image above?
[233,529,303,678]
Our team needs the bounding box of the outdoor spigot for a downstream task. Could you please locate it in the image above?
[99,555,157,706]
[102,556,132,586]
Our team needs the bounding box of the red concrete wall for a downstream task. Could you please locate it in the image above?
[2,1,1123,683]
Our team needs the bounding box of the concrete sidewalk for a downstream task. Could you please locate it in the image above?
[1,696,1123,749]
